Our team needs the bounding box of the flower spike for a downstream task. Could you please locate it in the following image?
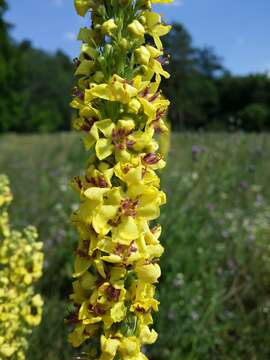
[0,175,44,359]
[69,0,173,358]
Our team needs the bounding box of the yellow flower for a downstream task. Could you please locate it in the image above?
[100,336,120,360]
[81,175,165,245]
[94,119,135,161]
[22,303,43,326]
[68,324,95,347]
[129,280,159,313]
[85,74,137,104]
[0,344,17,357]
[144,11,172,49]
[139,324,158,344]
[135,261,161,284]
[0,177,12,207]
[119,336,140,359]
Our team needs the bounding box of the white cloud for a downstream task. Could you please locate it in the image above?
[64,32,77,41]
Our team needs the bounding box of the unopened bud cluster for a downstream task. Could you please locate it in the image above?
[69,0,173,358]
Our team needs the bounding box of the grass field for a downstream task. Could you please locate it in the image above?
[1,132,270,359]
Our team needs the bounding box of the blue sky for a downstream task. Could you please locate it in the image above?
[5,0,270,75]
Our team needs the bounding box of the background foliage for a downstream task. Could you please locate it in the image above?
[1,0,270,132]
[1,132,270,359]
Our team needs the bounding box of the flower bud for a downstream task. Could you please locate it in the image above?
[101,19,118,36]
[32,294,44,307]
[134,64,148,76]
[135,46,151,65]
[75,0,98,16]
[139,15,146,24]
[128,98,142,114]
[93,71,105,83]
[104,44,113,56]
[136,0,151,9]
[128,20,145,37]
[97,55,106,68]
[74,0,91,16]
[119,38,129,51]
[97,5,106,17]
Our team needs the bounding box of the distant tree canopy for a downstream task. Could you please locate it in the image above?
[0,4,270,133]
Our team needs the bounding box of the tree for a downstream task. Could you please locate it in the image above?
[0,0,10,53]
[195,46,225,78]
[162,23,221,130]
[0,0,25,132]
[18,44,74,132]
[216,74,270,130]
[239,103,269,131]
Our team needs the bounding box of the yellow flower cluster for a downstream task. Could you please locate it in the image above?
[69,0,172,358]
[0,175,44,359]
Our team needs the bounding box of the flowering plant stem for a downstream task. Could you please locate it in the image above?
[68,0,173,358]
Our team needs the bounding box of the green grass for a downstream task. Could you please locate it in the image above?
[1,132,270,359]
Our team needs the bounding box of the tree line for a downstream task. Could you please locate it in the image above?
[0,0,74,133]
[1,0,270,133]
[164,24,270,131]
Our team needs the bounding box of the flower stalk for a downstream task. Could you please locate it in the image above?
[69,0,172,358]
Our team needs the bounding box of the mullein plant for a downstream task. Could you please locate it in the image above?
[0,175,44,359]
[68,0,173,358]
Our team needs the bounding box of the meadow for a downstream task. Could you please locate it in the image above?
[1,132,270,359]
